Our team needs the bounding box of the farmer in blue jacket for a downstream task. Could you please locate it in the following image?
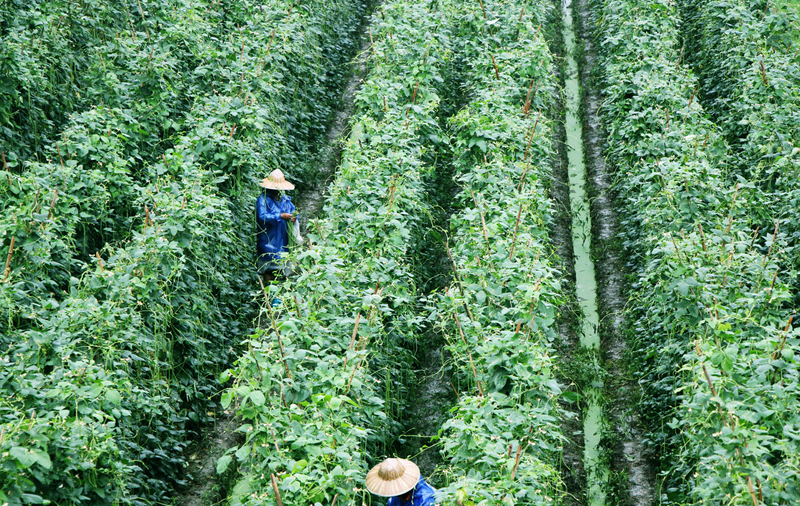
[256,169,296,282]
[366,458,438,506]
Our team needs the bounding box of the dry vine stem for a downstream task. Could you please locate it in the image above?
[258,277,292,379]
[448,288,484,397]
[445,238,475,321]
[469,188,489,242]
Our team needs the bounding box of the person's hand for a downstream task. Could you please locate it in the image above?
[281,213,297,222]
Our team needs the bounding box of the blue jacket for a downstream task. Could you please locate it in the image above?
[256,193,295,262]
[387,477,437,506]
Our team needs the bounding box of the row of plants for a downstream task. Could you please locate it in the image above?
[220,1,464,504]
[0,0,362,186]
[590,0,800,503]
[0,0,368,504]
[429,0,567,503]
[678,0,800,305]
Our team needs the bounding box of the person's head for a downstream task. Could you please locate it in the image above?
[365,458,420,500]
[259,169,294,197]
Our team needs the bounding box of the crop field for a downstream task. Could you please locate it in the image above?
[1,0,798,505]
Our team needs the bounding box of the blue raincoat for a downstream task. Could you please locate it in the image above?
[256,192,295,263]
[387,477,437,506]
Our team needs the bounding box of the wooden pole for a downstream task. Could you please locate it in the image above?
[343,313,361,368]
[3,237,15,282]
[270,473,285,506]
[490,53,500,81]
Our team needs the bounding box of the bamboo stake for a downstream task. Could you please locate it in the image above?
[749,226,760,253]
[1,151,8,170]
[688,86,698,108]
[47,189,59,220]
[518,6,525,21]
[767,267,779,300]
[510,442,527,480]
[95,252,104,272]
[270,425,280,452]
[698,223,707,252]
[469,188,489,242]
[343,313,361,368]
[771,316,794,360]
[509,191,525,259]
[523,112,541,161]
[292,294,302,318]
[763,219,779,266]
[746,475,758,506]
[450,381,461,401]
[56,143,65,170]
[452,306,484,398]
[490,53,500,81]
[477,0,487,20]
[270,473,284,506]
[3,237,15,282]
[533,23,541,42]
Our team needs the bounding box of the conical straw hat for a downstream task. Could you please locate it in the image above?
[365,458,420,497]
[259,169,295,190]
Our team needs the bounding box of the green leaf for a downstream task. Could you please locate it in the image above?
[249,390,266,406]
[10,447,37,468]
[105,389,122,405]
[33,451,52,470]
[217,455,232,475]
[221,390,233,409]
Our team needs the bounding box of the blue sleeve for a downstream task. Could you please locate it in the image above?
[257,195,283,224]
[284,195,296,215]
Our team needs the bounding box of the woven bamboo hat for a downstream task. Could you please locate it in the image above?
[365,458,420,497]
[259,169,295,190]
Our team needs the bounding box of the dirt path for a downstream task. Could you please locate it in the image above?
[172,15,374,506]
[569,0,657,503]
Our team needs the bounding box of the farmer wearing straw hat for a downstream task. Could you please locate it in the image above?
[366,458,438,506]
[256,169,297,282]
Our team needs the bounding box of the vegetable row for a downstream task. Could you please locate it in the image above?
[430,0,566,503]
[591,0,800,503]
[221,1,457,504]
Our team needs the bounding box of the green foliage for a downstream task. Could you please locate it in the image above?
[0,0,368,503]
[678,0,800,295]
[222,1,461,504]
[422,1,567,503]
[591,0,800,503]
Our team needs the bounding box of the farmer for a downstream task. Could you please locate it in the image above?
[256,169,297,282]
[365,458,438,506]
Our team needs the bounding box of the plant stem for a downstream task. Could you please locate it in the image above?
[469,188,488,242]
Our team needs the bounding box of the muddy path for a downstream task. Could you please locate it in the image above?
[569,0,657,504]
[554,0,658,504]
[172,15,375,506]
